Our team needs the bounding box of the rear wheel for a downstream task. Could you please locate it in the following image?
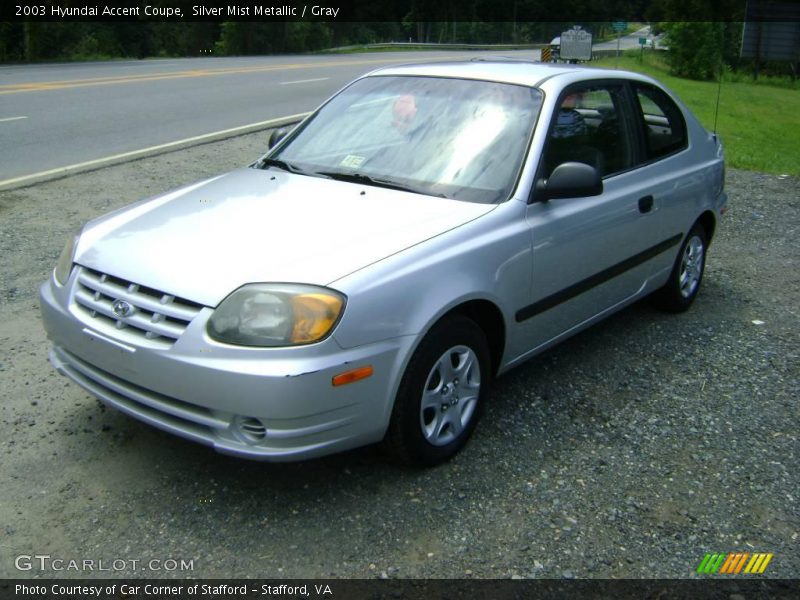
[652,223,707,312]
[384,315,490,466]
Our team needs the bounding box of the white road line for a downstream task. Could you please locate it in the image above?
[0,112,310,190]
[0,116,28,123]
[280,77,330,85]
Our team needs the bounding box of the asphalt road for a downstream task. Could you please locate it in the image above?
[0,28,647,189]
[0,33,656,190]
[593,26,654,51]
[0,50,542,187]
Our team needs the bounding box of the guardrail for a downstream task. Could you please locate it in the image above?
[322,42,547,52]
[322,42,665,59]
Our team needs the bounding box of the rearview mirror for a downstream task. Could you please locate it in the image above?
[533,162,603,202]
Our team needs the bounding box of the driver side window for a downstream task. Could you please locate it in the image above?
[542,84,633,179]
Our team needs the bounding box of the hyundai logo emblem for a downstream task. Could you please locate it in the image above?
[112,299,134,318]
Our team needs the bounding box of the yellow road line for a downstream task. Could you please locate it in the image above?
[0,56,458,95]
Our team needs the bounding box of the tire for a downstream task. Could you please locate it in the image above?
[652,223,707,313]
[384,315,491,467]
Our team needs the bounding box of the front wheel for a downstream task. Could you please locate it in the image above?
[384,315,490,466]
[652,223,707,312]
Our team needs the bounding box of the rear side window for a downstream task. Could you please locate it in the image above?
[634,83,687,160]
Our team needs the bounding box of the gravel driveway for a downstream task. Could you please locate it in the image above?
[0,133,797,580]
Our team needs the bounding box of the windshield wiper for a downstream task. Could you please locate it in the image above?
[259,157,304,174]
[314,171,428,195]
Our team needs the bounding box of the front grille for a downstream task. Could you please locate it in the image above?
[73,267,204,347]
[52,345,227,444]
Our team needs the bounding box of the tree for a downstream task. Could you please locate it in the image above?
[662,22,724,80]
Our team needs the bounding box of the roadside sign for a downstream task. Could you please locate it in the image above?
[612,21,627,33]
[560,26,593,61]
[639,37,647,45]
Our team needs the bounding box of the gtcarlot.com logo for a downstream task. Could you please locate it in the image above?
[697,552,774,575]
[15,554,194,572]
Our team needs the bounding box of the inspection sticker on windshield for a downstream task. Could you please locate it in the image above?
[340,155,366,168]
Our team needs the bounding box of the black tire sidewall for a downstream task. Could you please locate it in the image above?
[655,224,708,313]
[389,315,491,466]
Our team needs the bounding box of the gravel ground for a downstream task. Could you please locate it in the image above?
[0,134,797,581]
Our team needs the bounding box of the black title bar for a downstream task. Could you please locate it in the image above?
[4,579,800,600]
[2,0,765,23]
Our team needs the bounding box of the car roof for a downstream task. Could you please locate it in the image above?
[367,59,654,89]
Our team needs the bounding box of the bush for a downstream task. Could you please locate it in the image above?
[663,22,724,80]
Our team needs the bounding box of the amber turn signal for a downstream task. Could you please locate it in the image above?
[332,365,374,387]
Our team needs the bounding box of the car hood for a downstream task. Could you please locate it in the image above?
[76,168,495,306]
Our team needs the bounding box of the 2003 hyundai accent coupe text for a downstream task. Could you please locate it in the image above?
[40,60,726,466]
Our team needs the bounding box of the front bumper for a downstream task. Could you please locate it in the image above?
[40,276,414,461]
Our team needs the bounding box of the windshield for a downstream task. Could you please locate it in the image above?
[267,75,543,203]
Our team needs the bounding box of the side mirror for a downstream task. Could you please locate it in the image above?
[268,127,291,149]
[532,162,603,202]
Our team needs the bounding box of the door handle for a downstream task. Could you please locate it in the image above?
[638,195,654,213]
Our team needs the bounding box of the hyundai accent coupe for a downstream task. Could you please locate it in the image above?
[40,60,726,466]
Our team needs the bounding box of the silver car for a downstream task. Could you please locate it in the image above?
[40,60,726,466]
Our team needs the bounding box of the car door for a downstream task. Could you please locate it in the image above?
[626,80,700,250]
[515,80,682,354]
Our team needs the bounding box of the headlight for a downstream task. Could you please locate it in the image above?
[207,284,346,347]
[54,231,80,286]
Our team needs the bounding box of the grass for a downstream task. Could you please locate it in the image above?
[593,53,800,176]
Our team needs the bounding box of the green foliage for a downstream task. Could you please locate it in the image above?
[649,2,746,79]
[150,23,221,56]
[662,22,724,80]
[647,0,746,21]
[215,22,337,55]
[217,22,271,55]
[0,23,24,61]
[284,23,334,53]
